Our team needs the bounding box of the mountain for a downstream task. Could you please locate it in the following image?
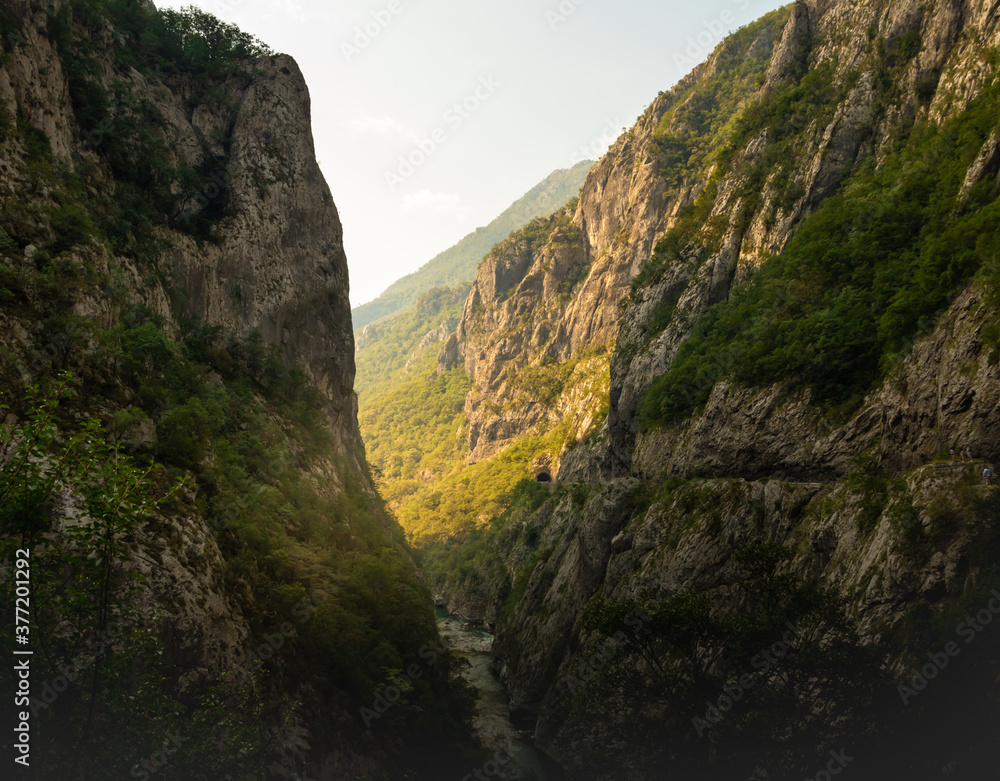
[0,2,476,778]
[351,159,594,329]
[365,0,1000,778]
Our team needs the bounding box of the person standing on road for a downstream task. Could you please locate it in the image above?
[984,466,994,486]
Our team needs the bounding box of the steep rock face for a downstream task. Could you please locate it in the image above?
[449,10,794,464]
[495,461,989,779]
[128,504,251,682]
[2,0,360,457]
[453,206,593,461]
[444,0,1000,479]
[608,0,1000,478]
[352,160,594,331]
[1,4,445,778]
[491,479,641,712]
[630,285,1000,482]
[436,1,1000,778]
[168,55,358,452]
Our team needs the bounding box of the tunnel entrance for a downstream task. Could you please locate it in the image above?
[536,472,552,483]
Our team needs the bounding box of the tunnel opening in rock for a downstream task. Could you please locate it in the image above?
[536,472,551,483]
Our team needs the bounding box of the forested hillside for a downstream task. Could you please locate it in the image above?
[0,2,478,778]
[362,1,1000,778]
[351,160,593,329]
[7,0,1000,777]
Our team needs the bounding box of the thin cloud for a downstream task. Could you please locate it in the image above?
[401,190,469,217]
[345,113,420,143]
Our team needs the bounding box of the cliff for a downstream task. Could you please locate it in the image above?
[351,160,594,330]
[431,1,1000,778]
[2,0,359,455]
[0,2,473,778]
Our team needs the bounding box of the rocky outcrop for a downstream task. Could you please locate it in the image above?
[434,1,1000,778]
[0,3,442,778]
[441,0,1000,479]
[168,52,359,453]
[482,457,991,778]
[629,285,1000,483]
[449,9,793,464]
[2,0,360,457]
[602,0,1000,482]
[454,206,593,461]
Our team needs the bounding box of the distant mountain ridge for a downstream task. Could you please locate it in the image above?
[359,0,1000,776]
[352,159,594,329]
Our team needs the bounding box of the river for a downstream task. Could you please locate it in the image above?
[436,608,561,781]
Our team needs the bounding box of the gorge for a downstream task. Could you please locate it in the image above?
[358,0,1000,778]
[1,0,1000,779]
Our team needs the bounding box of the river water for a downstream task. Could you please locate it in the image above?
[436,608,558,781]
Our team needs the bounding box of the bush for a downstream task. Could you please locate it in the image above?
[638,81,1000,427]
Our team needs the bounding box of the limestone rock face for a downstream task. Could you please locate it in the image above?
[629,286,1000,483]
[128,510,251,681]
[436,1,1000,776]
[454,206,592,461]
[167,53,360,456]
[2,3,360,458]
[1,4,377,777]
[443,0,1000,479]
[607,0,1000,482]
[450,11,788,464]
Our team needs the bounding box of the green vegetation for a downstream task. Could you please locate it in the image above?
[358,287,608,549]
[651,7,792,193]
[0,377,270,778]
[394,425,568,541]
[37,0,276,258]
[421,477,576,604]
[514,360,578,408]
[1,2,481,776]
[355,286,471,495]
[383,354,607,597]
[848,455,893,534]
[0,315,478,775]
[60,0,273,79]
[362,367,470,483]
[355,285,468,397]
[564,542,888,778]
[352,161,593,329]
[354,194,596,548]
[638,73,1000,426]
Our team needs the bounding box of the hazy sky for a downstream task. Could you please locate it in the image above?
[155,0,783,306]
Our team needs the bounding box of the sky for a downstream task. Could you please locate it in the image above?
[155,0,784,306]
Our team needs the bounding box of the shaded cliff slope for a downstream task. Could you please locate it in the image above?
[0,2,478,778]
